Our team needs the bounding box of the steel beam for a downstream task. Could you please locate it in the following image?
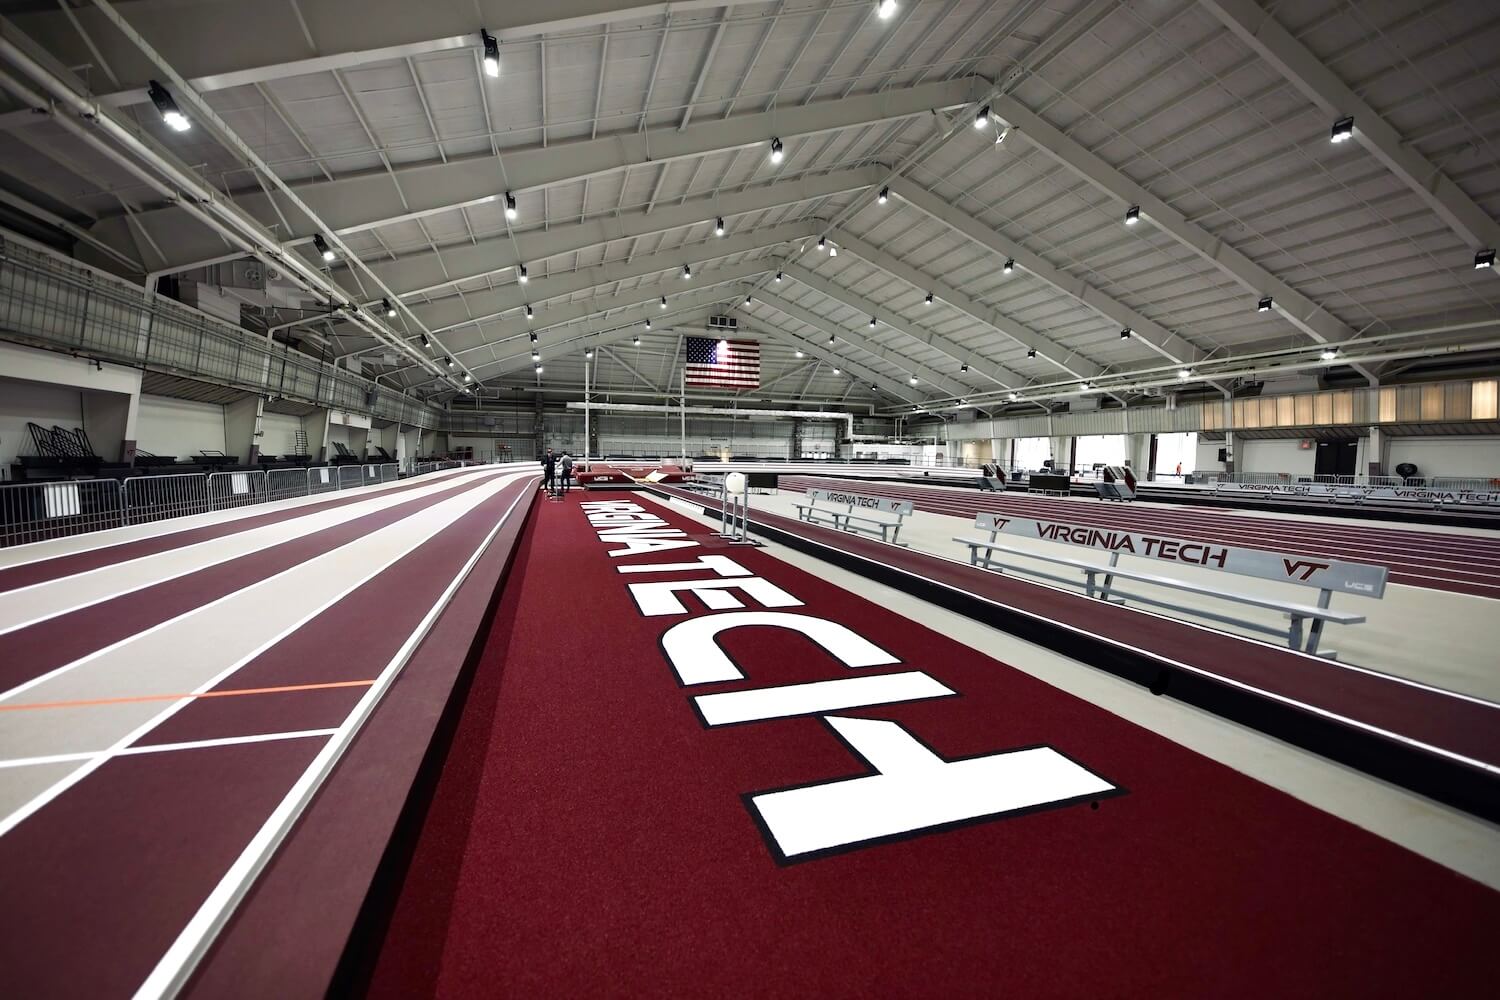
[754,289,972,399]
[340,168,880,301]
[89,77,978,269]
[1200,0,1500,266]
[890,183,1207,367]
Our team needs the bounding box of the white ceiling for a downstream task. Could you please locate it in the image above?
[0,0,1497,413]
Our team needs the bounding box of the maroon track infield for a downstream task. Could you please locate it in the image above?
[362,492,1496,998]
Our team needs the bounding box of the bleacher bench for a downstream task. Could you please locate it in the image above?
[952,512,1387,658]
[794,488,913,544]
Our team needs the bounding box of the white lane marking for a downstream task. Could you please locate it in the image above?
[0,472,533,839]
[0,467,512,636]
[0,472,525,706]
[131,477,535,1000]
[0,729,338,770]
[0,464,505,572]
[694,672,955,726]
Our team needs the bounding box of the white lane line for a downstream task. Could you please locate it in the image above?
[132,477,535,1000]
[0,467,513,636]
[0,471,525,707]
[0,464,501,572]
[0,729,338,770]
[0,473,532,839]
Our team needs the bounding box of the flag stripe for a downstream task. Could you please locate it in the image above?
[685,336,760,389]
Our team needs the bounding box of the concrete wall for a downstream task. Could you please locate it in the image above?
[259,413,305,457]
[1238,438,1316,476]
[0,379,82,474]
[135,396,225,459]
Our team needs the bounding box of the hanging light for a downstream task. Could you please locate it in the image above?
[585,348,594,360]
[1476,249,1496,269]
[1003,258,1014,274]
[827,335,835,345]
[504,192,517,220]
[529,332,538,343]
[420,333,431,348]
[876,1,898,20]
[517,264,528,283]
[925,292,934,305]
[1027,348,1037,358]
[817,236,827,252]
[960,363,969,372]
[994,126,1009,146]
[147,80,191,132]
[526,304,534,319]
[463,372,471,382]
[744,294,752,305]
[869,316,876,327]
[908,374,918,384]
[1124,205,1140,226]
[775,271,784,282]
[1120,327,1132,339]
[715,217,725,236]
[1008,391,1019,401]
[1178,368,1193,380]
[1330,116,1354,143]
[832,367,841,375]
[1320,348,1339,361]
[828,243,838,257]
[535,364,544,375]
[1258,296,1274,312]
[383,298,396,318]
[878,186,889,204]
[532,350,540,362]
[633,335,641,345]
[974,105,991,129]
[660,296,668,308]
[682,264,693,279]
[444,356,454,367]
[313,234,335,262]
[795,349,804,358]
[481,30,500,78]
[1080,381,1092,391]
[645,318,652,329]
[769,137,784,164]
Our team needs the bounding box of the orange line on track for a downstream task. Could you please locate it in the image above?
[0,679,376,713]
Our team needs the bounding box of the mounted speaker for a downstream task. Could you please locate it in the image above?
[707,315,738,331]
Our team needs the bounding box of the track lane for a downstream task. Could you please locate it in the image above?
[781,476,1500,597]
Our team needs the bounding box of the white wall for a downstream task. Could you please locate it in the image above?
[136,396,225,458]
[1387,437,1500,478]
[1238,438,1316,476]
[0,379,83,475]
[259,413,304,457]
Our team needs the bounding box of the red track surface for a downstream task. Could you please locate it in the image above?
[780,476,1500,598]
[362,493,1496,997]
[0,468,537,998]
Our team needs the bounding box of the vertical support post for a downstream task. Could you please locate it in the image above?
[584,357,591,462]
[680,366,687,467]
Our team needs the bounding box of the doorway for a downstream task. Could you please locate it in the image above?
[1314,440,1357,477]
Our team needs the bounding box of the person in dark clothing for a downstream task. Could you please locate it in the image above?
[560,452,574,492]
[542,448,556,493]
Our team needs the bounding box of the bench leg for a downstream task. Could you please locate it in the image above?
[1287,615,1305,652]
[1305,617,1326,656]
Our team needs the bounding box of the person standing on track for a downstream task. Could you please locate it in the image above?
[542,448,556,493]
[560,452,574,493]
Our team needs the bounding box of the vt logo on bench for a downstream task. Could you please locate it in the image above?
[1283,558,1332,581]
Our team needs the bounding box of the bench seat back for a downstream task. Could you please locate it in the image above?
[973,512,1388,599]
[809,488,914,519]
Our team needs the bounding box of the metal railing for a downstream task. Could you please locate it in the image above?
[0,478,123,546]
[1215,471,1498,489]
[0,462,473,548]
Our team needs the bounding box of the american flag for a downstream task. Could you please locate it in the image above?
[685,336,760,389]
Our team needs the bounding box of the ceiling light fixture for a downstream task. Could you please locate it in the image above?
[995,126,1009,146]
[878,186,889,204]
[828,243,838,257]
[585,348,594,360]
[504,192,517,220]
[383,298,396,317]
[1476,249,1496,269]
[1120,327,1132,339]
[525,304,534,319]
[832,367,840,375]
[1026,348,1037,358]
[420,333,431,348]
[817,236,827,252]
[1330,116,1354,143]
[925,292,934,305]
[481,30,500,77]
[795,349,804,358]
[517,264,528,283]
[960,363,968,372]
[827,335,835,345]
[745,294,752,305]
[532,350,540,361]
[775,271,783,282]
[876,0,898,20]
[682,264,692,279]
[1178,368,1192,380]
[974,105,991,129]
[660,296,668,308]
[1320,348,1338,361]
[645,319,652,329]
[444,356,454,367]
[313,234,335,262]
[1124,205,1140,226]
[633,335,641,345]
[529,332,538,343]
[147,80,190,132]
[1008,392,1019,401]
[1258,296,1274,312]
[769,137,784,164]
[535,364,543,375]
[715,217,725,236]
[908,374,918,384]
[1080,381,1092,391]
[1003,258,1014,274]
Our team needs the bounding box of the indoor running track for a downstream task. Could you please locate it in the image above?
[783,475,1500,598]
[0,464,538,999]
[358,491,1496,998]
